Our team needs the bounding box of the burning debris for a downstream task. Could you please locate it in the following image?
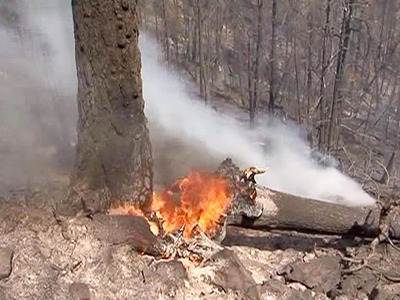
[150,171,230,239]
[109,158,266,264]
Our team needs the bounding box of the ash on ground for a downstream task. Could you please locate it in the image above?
[1,186,400,300]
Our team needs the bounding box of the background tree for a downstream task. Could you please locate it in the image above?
[59,0,153,215]
[139,0,400,194]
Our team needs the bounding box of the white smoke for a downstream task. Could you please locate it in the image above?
[140,35,375,206]
[18,0,77,94]
[0,0,77,190]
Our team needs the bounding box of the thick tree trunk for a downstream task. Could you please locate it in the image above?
[229,186,400,240]
[250,187,379,236]
[59,0,153,215]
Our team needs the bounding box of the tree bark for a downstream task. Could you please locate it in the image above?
[327,0,354,151]
[268,0,277,114]
[318,0,331,150]
[59,0,153,215]
[161,0,170,64]
[306,2,313,128]
[247,36,253,122]
[230,186,400,240]
[196,0,207,101]
[250,0,263,126]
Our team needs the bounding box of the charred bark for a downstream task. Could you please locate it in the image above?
[217,158,264,220]
[59,0,153,215]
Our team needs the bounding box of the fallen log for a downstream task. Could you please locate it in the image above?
[218,158,398,240]
[229,186,400,240]
[76,158,399,259]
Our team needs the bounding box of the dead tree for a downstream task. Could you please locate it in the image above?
[250,0,263,126]
[59,0,153,215]
[268,0,277,114]
[195,0,207,101]
[318,0,331,150]
[327,0,354,151]
[378,150,397,184]
[161,0,170,64]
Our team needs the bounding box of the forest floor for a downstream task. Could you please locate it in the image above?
[1,180,400,299]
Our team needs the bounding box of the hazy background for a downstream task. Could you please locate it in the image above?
[0,0,374,206]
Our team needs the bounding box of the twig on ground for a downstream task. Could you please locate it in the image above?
[383,233,400,253]
[342,261,370,274]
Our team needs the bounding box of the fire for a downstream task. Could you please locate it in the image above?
[109,172,231,239]
[152,172,231,238]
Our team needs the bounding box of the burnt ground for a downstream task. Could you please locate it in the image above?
[0,182,400,300]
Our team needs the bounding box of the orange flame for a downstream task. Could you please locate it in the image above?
[152,172,231,238]
[110,172,231,239]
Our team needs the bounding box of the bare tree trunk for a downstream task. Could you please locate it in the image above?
[294,38,301,123]
[327,0,354,151]
[268,0,277,114]
[396,94,400,149]
[196,0,207,101]
[212,2,223,84]
[306,2,313,127]
[251,0,263,126]
[161,0,170,64]
[60,0,153,216]
[318,0,331,150]
[247,36,253,119]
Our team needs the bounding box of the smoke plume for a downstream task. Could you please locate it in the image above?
[141,36,375,206]
[0,1,374,206]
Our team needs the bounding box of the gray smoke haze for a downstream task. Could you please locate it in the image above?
[0,0,77,191]
[141,36,375,206]
[0,1,375,206]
